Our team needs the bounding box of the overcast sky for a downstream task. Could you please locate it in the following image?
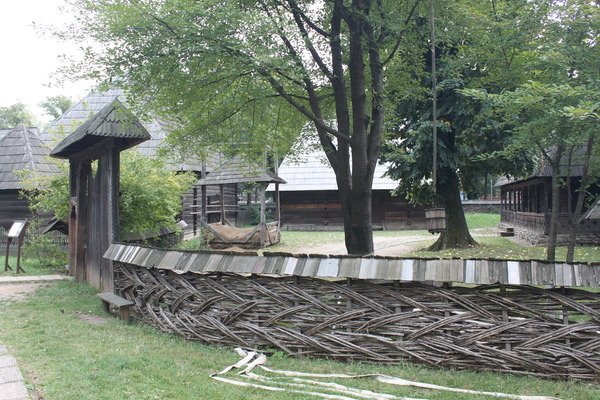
[0,0,93,124]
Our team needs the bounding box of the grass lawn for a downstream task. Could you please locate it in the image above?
[0,256,66,277]
[409,237,600,263]
[1,281,599,399]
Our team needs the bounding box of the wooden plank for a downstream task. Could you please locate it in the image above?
[97,292,134,308]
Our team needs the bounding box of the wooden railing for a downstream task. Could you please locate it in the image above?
[500,210,600,234]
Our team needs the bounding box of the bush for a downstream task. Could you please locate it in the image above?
[174,234,211,251]
[22,220,68,270]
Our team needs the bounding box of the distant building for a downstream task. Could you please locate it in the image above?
[0,124,60,228]
[499,147,600,244]
[268,146,426,230]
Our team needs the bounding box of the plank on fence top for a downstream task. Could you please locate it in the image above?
[103,244,600,287]
[401,259,414,281]
[338,258,360,279]
[317,258,339,278]
[519,261,532,286]
[358,258,377,280]
[283,257,298,275]
[507,261,520,285]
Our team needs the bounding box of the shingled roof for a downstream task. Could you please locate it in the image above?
[51,99,151,158]
[42,87,206,170]
[583,199,600,220]
[198,156,285,186]
[267,143,398,192]
[0,124,60,190]
[0,128,12,141]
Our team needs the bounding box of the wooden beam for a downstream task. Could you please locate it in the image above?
[193,186,198,235]
[275,182,281,228]
[259,185,266,248]
[201,162,207,223]
[70,159,91,283]
[220,184,225,225]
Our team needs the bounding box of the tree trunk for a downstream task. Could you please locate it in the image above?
[428,169,477,250]
[336,161,374,255]
[566,137,594,262]
[546,145,564,261]
[349,187,374,255]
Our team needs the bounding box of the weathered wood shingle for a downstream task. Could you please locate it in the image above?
[198,156,285,186]
[50,99,151,158]
[41,87,209,171]
[267,141,397,192]
[0,124,60,190]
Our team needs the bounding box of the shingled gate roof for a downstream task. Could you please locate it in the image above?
[42,87,206,170]
[267,143,398,192]
[198,156,285,186]
[583,199,600,220]
[51,99,151,158]
[0,124,60,190]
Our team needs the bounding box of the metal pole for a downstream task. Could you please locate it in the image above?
[430,0,438,198]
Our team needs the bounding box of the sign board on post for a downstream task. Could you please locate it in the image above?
[4,219,28,274]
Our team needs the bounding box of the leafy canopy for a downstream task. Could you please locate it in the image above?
[0,103,37,129]
[39,96,75,120]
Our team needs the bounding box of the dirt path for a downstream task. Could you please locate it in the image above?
[294,228,498,256]
[0,283,44,302]
[303,234,433,256]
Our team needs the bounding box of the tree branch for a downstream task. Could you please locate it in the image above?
[287,0,333,79]
[382,0,420,65]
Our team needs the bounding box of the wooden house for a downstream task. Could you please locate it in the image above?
[40,88,233,236]
[267,147,426,230]
[0,124,60,229]
[499,149,600,244]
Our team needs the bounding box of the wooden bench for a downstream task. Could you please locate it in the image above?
[97,292,134,321]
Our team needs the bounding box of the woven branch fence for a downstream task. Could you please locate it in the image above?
[114,262,600,381]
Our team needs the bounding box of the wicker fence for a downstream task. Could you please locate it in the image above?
[107,244,600,381]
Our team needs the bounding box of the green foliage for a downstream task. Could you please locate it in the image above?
[22,151,196,237]
[21,220,68,271]
[39,95,75,120]
[382,0,547,206]
[464,82,600,159]
[117,151,196,236]
[0,102,36,128]
[174,235,210,251]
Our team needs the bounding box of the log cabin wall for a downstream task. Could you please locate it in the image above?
[279,190,426,230]
[0,190,32,229]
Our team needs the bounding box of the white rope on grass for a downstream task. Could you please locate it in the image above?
[210,348,562,400]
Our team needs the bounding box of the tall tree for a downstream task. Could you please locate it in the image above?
[0,103,36,128]
[464,0,600,260]
[382,0,543,249]
[39,95,74,120]
[62,0,421,255]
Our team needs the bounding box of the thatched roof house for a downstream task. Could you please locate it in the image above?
[0,124,60,228]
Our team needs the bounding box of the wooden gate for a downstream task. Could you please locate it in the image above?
[50,99,150,291]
